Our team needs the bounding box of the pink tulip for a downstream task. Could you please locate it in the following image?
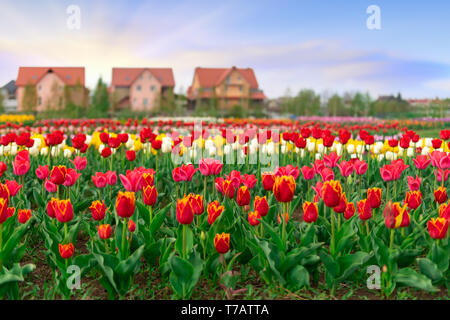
[407,175,422,191]
[70,156,87,171]
[45,179,57,193]
[106,171,117,185]
[301,165,315,180]
[312,160,325,174]
[64,168,81,187]
[323,152,341,168]
[172,167,186,182]
[337,161,354,177]
[226,170,244,189]
[412,155,430,170]
[36,165,50,180]
[119,168,143,192]
[181,164,197,181]
[215,177,225,194]
[199,158,223,176]
[435,169,450,182]
[312,181,323,200]
[5,179,22,197]
[319,167,335,182]
[274,165,300,180]
[92,172,108,188]
[243,174,257,189]
[353,159,367,175]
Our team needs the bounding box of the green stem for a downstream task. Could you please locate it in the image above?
[330,207,335,256]
[182,224,187,259]
[121,218,128,259]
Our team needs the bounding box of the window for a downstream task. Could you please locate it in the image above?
[143,98,148,106]
[239,85,243,92]
[226,76,230,84]
[38,85,42,91]
[38,97,42,105]
[151,85,155,92]
[137,85,141,91]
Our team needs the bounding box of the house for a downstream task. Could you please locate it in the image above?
[187,66,266,109]
[15,67,88,112]
[0,80,17,112]
[110,68,175,112]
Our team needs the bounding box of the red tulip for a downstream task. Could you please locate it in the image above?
[243,174,257,189]
[128,220,136,232]
[254,196,269,217]
[126,150,136,161]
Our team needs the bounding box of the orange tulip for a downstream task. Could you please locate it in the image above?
[237,186,251,206]
[59,243,74,259]
[248,211,261,226]
[214,233,230,254]
[54,199,74,223]
[427,217,449,239]
[207,201,224,225]
[405,190,422,210]
[97,224,112,239]
[367,188,382,209]
[254,196,269,217]
[303,201,318,223]
[357,199,372,221]
[434,187,447,204]
[17,209,31,224]
[143,185,158,206]
[322,180,342,208]
[188,194,204,215]
[383,202,410,229]
[176,196,194,225]
[90,200,106,221]
[273,175,296,203]
[115,191,136,218]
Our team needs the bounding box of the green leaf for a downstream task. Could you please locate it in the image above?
[394,267,438,292]
[150,203,171,235]
[336,251,371,282]
[286,265,310,290]
[417,258,443,283]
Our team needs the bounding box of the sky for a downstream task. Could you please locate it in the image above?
[1,0,450,99]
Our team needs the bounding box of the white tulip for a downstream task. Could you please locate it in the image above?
[85,135,92,145]
[40,147,48,156]
[385,151,394,161]
[421,146,430,155]
[224,144,231,155]
[347,144,355,154]
[29,146,39,156]
[317,144,324,154]
[64,149,72,158]
[407,148,414,157]
[307,142,315,153]
[425,138,432,148]
[126,138,134,149]
[377,154,385,161]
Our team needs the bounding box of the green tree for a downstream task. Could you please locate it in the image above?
[0,91,4,113]
[22,82,37,113]
[327,94,344,116]
[92,78,110,115]
[292,89,321,116]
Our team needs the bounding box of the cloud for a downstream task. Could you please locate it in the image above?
[1,0,450,99]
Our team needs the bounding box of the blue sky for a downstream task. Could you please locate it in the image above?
[1,0,450,99]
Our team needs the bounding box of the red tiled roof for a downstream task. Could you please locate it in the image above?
[251,92,266,100]
[112,68,175,87]
[16,67,85,86]
[194,67,260,89]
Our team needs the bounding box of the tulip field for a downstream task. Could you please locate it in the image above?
[0,117,449,300]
